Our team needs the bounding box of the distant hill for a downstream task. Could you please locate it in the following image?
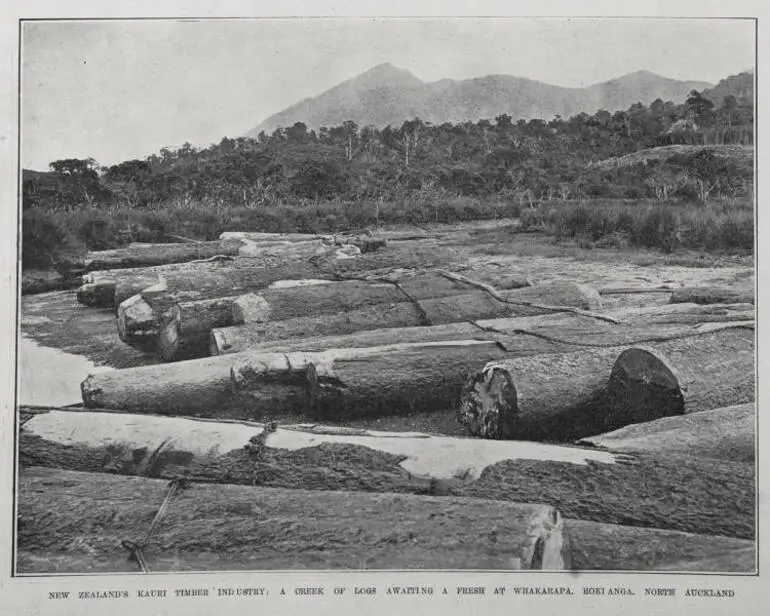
[701,71,754,106]
[247,63,711,135]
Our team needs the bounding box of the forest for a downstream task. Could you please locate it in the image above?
[22,76,755,270]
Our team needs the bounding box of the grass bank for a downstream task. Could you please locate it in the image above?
[518,198,753,253]
[21,195,753,271]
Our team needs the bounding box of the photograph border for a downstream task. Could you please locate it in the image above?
[1,3,767,614]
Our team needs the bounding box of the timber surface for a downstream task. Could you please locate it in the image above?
[17,467,563,573]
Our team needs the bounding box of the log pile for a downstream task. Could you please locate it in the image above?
[17,466,570,573]
[19,229,757,573]
[457,327,754,441]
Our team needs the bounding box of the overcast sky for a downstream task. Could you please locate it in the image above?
[21,18,754,170]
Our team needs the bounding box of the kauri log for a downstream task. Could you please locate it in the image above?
[211,302,754,356]
[83,239,244,272]
[579,403,754,463]
[565,519,755,572]
[458,327,754,441]
[80,355,251,417]
[208,282,601,349]
[159,272,530,360]
[670,286,754,305]
[17,467,569,573]
[115,246,473,345]
[19,408,620,484]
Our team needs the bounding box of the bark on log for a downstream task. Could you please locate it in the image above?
[208,282,601,349]
[19,408,620,483]
[235,239,329,259]
[670,286,754,305]
[655,548,756,573]
[565,519,755,572]
[224,231,388,254]
[458,327,754,441]
[83,239,244,272]
[579,403,754,463]
[159,272,531,360]
[78,260,238,308]
[220,231,329,242]
[17,467,569,573]
[114,264,322,345]
[211,302,754,356]
[80,355,252,417]
[115,244,470,345]
[93,313,754,424]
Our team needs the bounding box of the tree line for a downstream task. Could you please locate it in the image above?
[23,84,754,212]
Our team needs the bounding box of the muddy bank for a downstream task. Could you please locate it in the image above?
[21,291,160,369]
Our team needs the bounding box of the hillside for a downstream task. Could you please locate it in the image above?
[701,70,754,106]
[591,144,754,171]
[248,63,710,135]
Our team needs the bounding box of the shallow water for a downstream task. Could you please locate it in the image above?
[17,336,113,407]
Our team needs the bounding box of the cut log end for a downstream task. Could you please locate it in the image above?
[116,294,158,345]
[305,361,346,416]
[605,347,686,423]
[209,329,230,356]
[80,374,99,407]
[232,293,272,325]
[157,307,181,361]
[457,364,517,439]
[459,347,687,442]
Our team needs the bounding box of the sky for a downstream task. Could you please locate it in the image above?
[21,18,755,170]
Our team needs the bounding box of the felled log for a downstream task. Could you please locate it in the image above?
[234,238,329,259]
[77,258,247,308]
[21,270,82,295]
[114,264,324,345]
[78,271,161,308]
[565,519,755,572]
[461,448,754,540]
[670,286,754,305]
[211,302,754,356]
[115,245,475,345]
[611,328,755,414]
[305,341,527,419]
[82,239,245,272]
[19,413,753,542]
[205,282,601,350]
[17,467,569,573]
[655,547,756,573]
[220,231,328,242]
[579,403,754,463]
[80,355,249,417]
[458,327,754,441]
[83,240,340,310]
[158,272,530,361]
[224,231,387,254]
[19,408,620,484]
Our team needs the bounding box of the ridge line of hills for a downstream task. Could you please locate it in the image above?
[248,63,717,136]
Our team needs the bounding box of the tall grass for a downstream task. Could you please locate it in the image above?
[21,194,753,271]
[21,196,524,269]
[518,198,753,253]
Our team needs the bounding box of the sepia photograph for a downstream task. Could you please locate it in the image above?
[10,11,758,584]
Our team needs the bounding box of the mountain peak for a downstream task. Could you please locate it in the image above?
[247,67,722,136]
[349,63,424,90]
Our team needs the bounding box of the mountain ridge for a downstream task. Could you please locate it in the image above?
[247,64,711,135]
